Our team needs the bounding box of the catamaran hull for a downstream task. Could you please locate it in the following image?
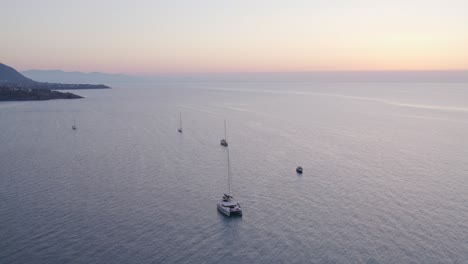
[217,205,231,216]
[217,204,242,217]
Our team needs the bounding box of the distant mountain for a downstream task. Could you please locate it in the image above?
[15,66,468,84]
[0,63,109,89]
[22,70,139,84]
[0,63,36,85]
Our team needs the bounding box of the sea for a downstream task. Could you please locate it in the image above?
[1,82,467,264]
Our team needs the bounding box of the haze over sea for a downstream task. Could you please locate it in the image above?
[1,81,467,264]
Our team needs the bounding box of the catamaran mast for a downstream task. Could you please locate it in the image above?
[227,146,231,195]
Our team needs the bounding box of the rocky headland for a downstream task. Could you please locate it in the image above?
[0,62,110,101]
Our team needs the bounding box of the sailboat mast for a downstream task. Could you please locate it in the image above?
[179,112,182,129]
[224,119,227,140]
[227,147,231,195]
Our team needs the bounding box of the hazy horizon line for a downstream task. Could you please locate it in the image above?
[21,68,468,77]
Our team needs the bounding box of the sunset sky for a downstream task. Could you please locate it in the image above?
[2,0,468,74]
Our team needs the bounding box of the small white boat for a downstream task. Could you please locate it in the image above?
[217,194,242,216]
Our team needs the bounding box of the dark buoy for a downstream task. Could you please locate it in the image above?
[296,166,303,174]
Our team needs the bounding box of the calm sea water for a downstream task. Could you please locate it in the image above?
[1,82,467,264]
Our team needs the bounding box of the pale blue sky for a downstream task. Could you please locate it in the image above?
[2,0,467,73]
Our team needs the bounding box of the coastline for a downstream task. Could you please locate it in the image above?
[0,86,83,101]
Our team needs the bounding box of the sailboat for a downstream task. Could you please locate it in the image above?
[217,147,242,216]
[220,119,228,146]
[177,112,183,133]
[72,118,76,130]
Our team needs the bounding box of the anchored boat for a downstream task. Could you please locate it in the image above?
[177,112,183,133]
[220,119,228,146]
[217,145,242,216]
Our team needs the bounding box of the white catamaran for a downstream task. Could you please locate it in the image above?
[217,146,242,216]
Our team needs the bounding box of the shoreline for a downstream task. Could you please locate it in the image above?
[0,86,84,101]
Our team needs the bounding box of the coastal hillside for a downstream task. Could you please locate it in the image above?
[0,63,36,85]
[0,63,110,89]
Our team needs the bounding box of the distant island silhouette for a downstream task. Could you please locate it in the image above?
[0,63,109,101]
[22,69,137,84]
